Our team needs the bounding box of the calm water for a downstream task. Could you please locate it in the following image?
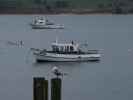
[0,14,133,100]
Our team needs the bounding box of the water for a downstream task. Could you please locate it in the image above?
[0,14,133,100]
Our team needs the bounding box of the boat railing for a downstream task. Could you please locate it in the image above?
[47,50,99,54]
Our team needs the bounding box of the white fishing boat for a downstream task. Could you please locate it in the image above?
[30,17,64,29]
[31,40,101,62]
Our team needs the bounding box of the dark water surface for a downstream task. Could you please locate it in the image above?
[0,15,133,100]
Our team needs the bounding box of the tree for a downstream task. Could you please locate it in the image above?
[55,1,69,8]
[34,0,46,5]
[0,0,6,8]
[112,0,123,13]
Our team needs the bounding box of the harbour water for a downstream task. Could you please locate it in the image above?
[0,14,133,100]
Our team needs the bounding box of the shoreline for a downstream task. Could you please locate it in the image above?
[0,9,124,15]
[0,12,130,15]
[0,12,124,15]
[0,8,130,15]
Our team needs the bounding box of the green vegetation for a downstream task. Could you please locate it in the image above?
[66,0,111,8]
[0,0,133,14]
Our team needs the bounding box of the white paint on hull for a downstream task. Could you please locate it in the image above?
[31,24,64,29]
[34,53,100,62]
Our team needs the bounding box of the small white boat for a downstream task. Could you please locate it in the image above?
[31,40,101,62]
[30,17,64,29]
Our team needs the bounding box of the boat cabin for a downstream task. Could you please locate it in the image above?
[34,17,46,25]
[51,41,79,53]
[33,17,53,25]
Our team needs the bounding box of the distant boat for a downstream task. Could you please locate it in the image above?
[31,40,101,62]
[30,17,64,29]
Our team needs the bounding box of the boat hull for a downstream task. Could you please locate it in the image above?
[34,53,100,62]
[31,24,64,29]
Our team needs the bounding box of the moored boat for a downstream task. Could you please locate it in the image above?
[30,17,64,29]
[31,40,101,62]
